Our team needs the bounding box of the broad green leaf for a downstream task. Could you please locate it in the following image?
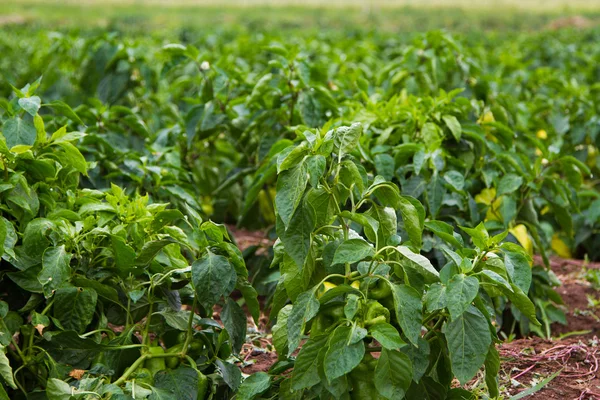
[443,170,465,191]
[306,154,326,187]
[237,372,271,400]
[3,117,36,148]
[344,294,360,319]
[46,378,75,400]
[0,346,16,389]
[0,383,9,400]
[374,348,413,399]
[505,284,540,326]
[277,201,315,269]
[216,359,242,391]
[425,282,447,312]
[504,250,532,293]
[323,325,365,383]
[397,196,423,249]
[57,142,88,175]
[38,245,72,296]
[278,143,308,173]
[237,278,260,323]
[272,305,292,359]
[135,238,177,265]
[222,297,246,354]
[370,323,406,350]
[497,173,523,197]
[443,305,491,384]
[192,251,236,309]
[443,115,462,141]
[292,334,329,390]
[339,211,379,244]
[365,205,397,246]
[375,153,395,181]
[152,367,202,399]
[287,290,320,356]
[392,284,423,345]
[401,336,430,382]
[44,100,85,125]
[332,239,374,265]
[18,96,41,116]
[396,246,440,282]
[53,287,98,334]
[111,236,136,275]
[150,209,184,232]
[427,175,445,218]
[485,345,500,398]
[460,222,489,250]
[447,274,479,320]
[276,161,308,227]
[333,123,362,158]
[425,220,464,248]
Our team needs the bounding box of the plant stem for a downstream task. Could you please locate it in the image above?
[182,297,198,357]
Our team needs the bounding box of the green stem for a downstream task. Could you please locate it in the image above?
[424,316,446,340]
[181,297,198,357]
[143,285,154,346]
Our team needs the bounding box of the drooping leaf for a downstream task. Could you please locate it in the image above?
[276,161,308,227]
[447,274,479,320]
[287,290,320,356]
[323,325,365,383]
[292,334,329,390]
[38,245,72,296]
[443,305,491,384]
[192,251,236,309]
[374,348,413,399]
[332,239,375,265]
[53,287,98,334]
[392,284,423,345]
[369,323,406,350]
[237,372,271,400]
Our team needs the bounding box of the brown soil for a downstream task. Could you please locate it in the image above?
[499,336,600,399]
[227,224,272,253]
[542,256,600,338]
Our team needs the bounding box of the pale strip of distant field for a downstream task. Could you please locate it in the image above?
[6,0,600,10]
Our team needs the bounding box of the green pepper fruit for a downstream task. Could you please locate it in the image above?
[197,370,209,399]
[145,345,167,375]
[349,354,383,399]
[322,302,345,319]
[364,300,390,327]
[367,280,392,300]
[132,367,154,386]
[189,339,204,355]
[165,343,184,369]
[310,313,335,336]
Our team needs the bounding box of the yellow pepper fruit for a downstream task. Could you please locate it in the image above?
[509,224,533,256]
[551,233,572,259]
[536,129,548,140]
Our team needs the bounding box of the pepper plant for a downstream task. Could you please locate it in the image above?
[263,123,538,399]
[0,83,257,399]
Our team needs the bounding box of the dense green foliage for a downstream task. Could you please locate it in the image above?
[0,9,599,400]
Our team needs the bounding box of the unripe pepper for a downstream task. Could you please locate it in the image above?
[144,345,167,375]
[165,343,184,369]
[367,280,392,300]
[364,300,390,327]
[197,370,209,399]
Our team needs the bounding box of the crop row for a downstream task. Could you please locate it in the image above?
[0,25,598,399]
